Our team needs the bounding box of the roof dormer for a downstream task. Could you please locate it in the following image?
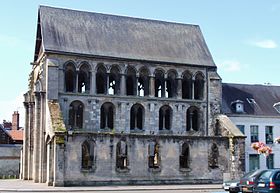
[231,100,244,113]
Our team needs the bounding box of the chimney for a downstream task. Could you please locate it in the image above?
[12,111,19,130]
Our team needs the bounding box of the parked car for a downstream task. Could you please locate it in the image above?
[223,179,240,193]
[254,169,280,193]
[239,169,267,193]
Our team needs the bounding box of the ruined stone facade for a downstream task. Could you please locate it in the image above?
[22,6,245,186]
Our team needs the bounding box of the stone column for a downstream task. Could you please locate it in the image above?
[149,76,155,97]
[76,70,79,93]
[192,79,195,99]
[177,78,182,99]
[22,102,30,180]
[46,141,54,186]
[90,70,96,95]
[120,73,126,95]
[28,102,34,180]
[33,92,41,182]
[53,136,65,187]
[39,92,46,183]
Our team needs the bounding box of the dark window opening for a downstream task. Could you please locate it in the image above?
[154,71,165,98]
[96,66,107,94]
[209,143,219,168]
[138,78,145,97]
[166,72,177,98]
[65,63,76,92]
[130,104,144,130]
[194,73,204,100]
[126,67,136,96]
[116,141,128,169]
[159,105,172,130]
[138,68,149,96]
[180,143,190,168]
[182,73,192,99]
[69,100,84,129]
[100,102,114,129]
[81,141,94,170]
[109,67,120,95]
[78,64,90,93]
[186,107,199,131]
[148,142,160,168]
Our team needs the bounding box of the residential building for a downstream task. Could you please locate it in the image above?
[222,83,280,172]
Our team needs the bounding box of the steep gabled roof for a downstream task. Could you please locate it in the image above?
[222,83,280,116]
[34,6,216,67]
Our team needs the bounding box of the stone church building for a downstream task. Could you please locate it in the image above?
[22,6,245,186]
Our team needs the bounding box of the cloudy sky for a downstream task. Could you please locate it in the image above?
[0,0,279,126]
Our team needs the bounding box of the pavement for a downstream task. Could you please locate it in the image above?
[0,179,224,192]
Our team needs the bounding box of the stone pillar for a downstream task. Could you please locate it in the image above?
[90,70,96,95]
[39,92,46,183]
[53,136,65,187]
[46,141,54,186]
[22,102,30,180]
[120,73,126,95]
[192,79,195,99]
[28,102,34,180]
[106,73,109,95]
[149,76,155,97]
[33,92,41,182]
[177,78,182,99]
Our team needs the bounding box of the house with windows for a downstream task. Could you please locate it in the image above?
[222,83,280,172]
[22,6,245,186]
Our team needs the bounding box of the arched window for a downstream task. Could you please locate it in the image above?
[138,68,149,96]
[159,105,172,130]
[96,65,107,94]
[166,71,177,98]
[65,62,76,92]
[116,140,128,169]
[100,102,114,129]
[126,67,136,96]
[154,70,165,98]
[194,72,204,100]
[69,100,84,128]
[180,143,190,169]
[182,71,192,99]
[186,106,200,131]
[209,143,219,168]
[81,140,94,170]
[130,104,144,130]
[108,66,120,95]
[148,142,160,168]
[78,63,90,93]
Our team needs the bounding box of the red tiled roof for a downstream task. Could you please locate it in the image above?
[7,130,23,141]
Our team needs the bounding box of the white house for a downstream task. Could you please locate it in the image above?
[222,83,280,172]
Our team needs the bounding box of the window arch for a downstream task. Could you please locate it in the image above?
[65,62,76,92]
[138,67,150,96]
[159,105,172,130]
[148,142,160,168]
[108,66,120,95]
[130,104,144,130]
[126,67,136,96]
[78,63,90,93]
[116,140,128,169]
[180,143,190,169]
[166,71,177,98]
[81,140,94,170]
[186,106,200,131]
[69,100,84,129]
[209,143,219,168]
[154,70,165,98]
[182,71,192,99]
[100,102,115,129]
[96,65,107,94]
[194,72,204,100]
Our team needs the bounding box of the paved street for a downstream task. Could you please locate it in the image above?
[0,179,225,193]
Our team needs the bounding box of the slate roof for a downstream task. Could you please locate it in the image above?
[35,6,216,66]
[222,83,280,116]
